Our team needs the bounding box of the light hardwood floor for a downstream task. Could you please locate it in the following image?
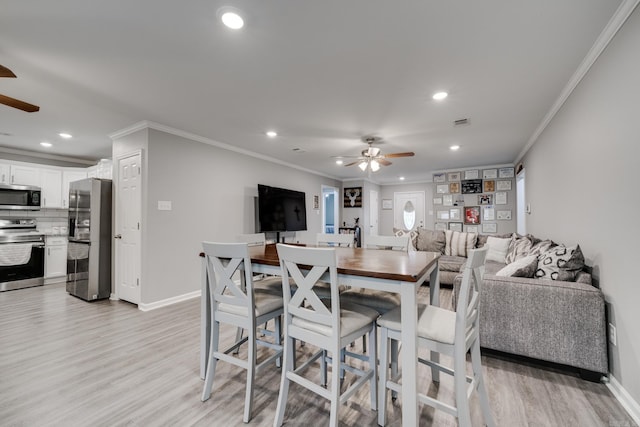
[0,283,635,427]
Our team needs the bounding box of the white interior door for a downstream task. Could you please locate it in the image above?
[115,151,142,304]
[394,191,425,231]
[369,190,379,236]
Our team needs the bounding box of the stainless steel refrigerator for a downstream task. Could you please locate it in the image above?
[66,178,112,301]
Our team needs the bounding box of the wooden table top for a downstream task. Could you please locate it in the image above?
[248,243,439,283]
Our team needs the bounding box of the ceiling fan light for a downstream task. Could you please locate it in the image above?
[370,160,380,172]
[368,147,380,157]
[358,161,368,171]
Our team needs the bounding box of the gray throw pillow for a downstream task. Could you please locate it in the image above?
[505,234,533,264]
[496,255,538,278]
[415,228,446,253]
[535,245,585,281]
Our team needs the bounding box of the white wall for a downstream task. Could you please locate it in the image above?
[114,127,341,305]
[521,5,640,405]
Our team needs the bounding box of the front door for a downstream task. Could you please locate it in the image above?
[115,151,142,304]
[393,191,425,232]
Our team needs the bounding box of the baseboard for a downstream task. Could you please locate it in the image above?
[138,290,201,312]
[606,375,640,426]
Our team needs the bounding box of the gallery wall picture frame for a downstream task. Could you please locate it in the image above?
[482,223,497,233]
[466,225,479,234]
[483,206,495,221]
[435,222,447,231]
[496,180,512,191]
[433,173,446,183]
[464,169,480,180]
[433,197,443,205]
[483,180,495,192]
[382,199,393,210]
[495,192,507,205]
[498,167,515,178]
[450,208,461,220]
[449,222,463,232]
[464,206,481,224]
[313,195,319,210]
[478,194,493,205]
[343,187,362,207]
[449,182,461,193]
[497,210,512,220]
[483,169,498,179]
[437,210,450,220]
[461,179,483,194]
[448,172,461,182]
[436,184,449,194]
[443,194,453,206]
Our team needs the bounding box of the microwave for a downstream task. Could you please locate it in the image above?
[0,184,41,210]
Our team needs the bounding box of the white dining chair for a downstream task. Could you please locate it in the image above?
[274,244,379,427]
[316,232,355,248]
[236,233,281,294]
[200,242,284,423]
[376,247,495,427]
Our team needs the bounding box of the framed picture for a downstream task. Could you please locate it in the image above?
[437,210,450,220]
[382,199,393,210]
[483,180,495,193]
[496,180,512,191]
[478,194,493,205]
[464,169,479,180]
[448,172,461,182]
[449,222,463,232]
[498,167,515,178]
[461,179,483,194]
[433,197,443,205]
[443,194,453,206]
[450,208,461,220]
[313,195,319,210]
[343,187,362,207]
[449,182,461,194]
[497,210,512,220]
[495,192,507,205]
[436,184,449,194]
[482,223,497,233]
[466,225,479,234]
[483,169,498,179]
[464,206,481,224]
[433,173,446,183]
[483,206,495,221]
[435,222,447,231]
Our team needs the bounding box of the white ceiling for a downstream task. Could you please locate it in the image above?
[0,0,623,183]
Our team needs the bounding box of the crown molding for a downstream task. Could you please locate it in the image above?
[0,146,96,165]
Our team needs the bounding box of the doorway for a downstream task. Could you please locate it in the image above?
[516,169,526,235]
[322,185,339,234]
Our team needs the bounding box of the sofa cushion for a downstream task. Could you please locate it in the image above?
[444,230,477,257]
[439,255,467,272]
[393,228,418,251]
[485,236,512,264]
[535,245,585,281]
[496,255,538,278]
[505,234,533,264]
[415,228,446,253]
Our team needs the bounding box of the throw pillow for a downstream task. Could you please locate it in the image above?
[505,234,533,264]
[485,236,512,264]
[393,228,418,251]
[415,228,446,254]
[535,245,585,281]
[476,233,513,248]
[529,239,555,258]
[444,230,477,257]
[496,255,538,278]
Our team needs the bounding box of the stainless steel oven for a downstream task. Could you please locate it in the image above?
[0,218,45,292]
[0,184,41,210]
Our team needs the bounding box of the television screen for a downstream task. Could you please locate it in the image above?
[258,184,307,232]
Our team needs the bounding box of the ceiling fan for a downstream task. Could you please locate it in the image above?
[341,136,414,172]
[0,64,40,113]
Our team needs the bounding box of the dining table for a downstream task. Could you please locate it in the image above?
[200,243,440,427]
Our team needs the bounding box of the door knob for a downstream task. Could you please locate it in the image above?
[114,234,122,239]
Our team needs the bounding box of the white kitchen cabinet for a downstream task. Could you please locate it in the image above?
[10,164,41,186]
[41,169,63,208]
[86,165,98,178]
[0,163,10,184]
[45,236,68,283]
[62,169,88,208]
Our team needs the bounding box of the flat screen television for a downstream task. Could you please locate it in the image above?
[257,184,307,232]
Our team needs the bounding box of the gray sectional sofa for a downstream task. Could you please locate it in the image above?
[404,228,608,379]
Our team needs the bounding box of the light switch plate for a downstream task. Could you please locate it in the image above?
[158,200,172,211]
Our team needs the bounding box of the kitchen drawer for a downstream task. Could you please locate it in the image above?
[46,236,68,245]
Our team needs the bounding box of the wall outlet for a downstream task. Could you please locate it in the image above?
[609,323,617,346]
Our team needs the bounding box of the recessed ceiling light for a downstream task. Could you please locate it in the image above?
[221,11,244,29]
[58,133,72,139]
[335,159,344,165]
[399,176,405,181]
[450,145,460,151]
[40,142,52,147]
[266,130,277,138]
[433,91,448,101]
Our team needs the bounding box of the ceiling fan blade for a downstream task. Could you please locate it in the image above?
[0,65,17,78]
[383,152,415,158]
[378,158,392,166]
[344,160,363,167]
[0,94,40,112]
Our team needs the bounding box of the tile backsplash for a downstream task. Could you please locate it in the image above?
[0,208,68,232]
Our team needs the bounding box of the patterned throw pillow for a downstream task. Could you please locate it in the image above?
[535,245,585,281]
[444,230,477,257]
[393,228,418,251]
[415,228,446,254]
[505,234,533,264]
